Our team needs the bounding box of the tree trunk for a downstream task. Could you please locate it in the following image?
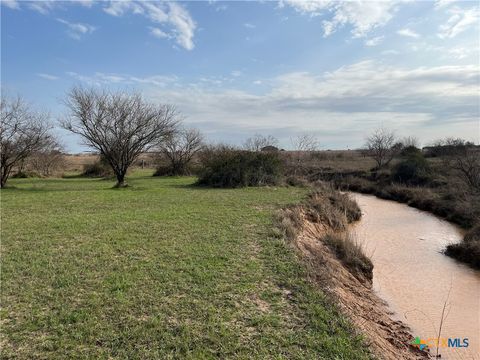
[114,171,127,188]
[1,165,12,188]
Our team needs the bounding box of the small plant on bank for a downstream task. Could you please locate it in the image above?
[323,232,373,280]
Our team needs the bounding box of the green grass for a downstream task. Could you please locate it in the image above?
[1,171,370,359]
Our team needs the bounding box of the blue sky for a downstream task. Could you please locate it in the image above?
[1,0,479,152]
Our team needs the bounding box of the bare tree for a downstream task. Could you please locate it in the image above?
[1,95,51,187]
[400,136,419,148]
[158,128,204,175]
[291,134,319,152]
[443,144,480,191]
[243,134,278,151]
[289,134,319,175]
[29,136,66,177]
[61,87,178,187]
[365,127,399,168]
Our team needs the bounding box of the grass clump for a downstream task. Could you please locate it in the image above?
[323,233,373,280]
[306,185,362,231]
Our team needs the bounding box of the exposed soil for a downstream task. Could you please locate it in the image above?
[288,208,430,360]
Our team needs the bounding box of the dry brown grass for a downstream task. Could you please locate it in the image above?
[276,184,371,280]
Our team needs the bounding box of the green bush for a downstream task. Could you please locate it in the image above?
[392,153,431,185]
[82,156,113,178]
[445,226,480,269]
[11,170,41,178]
[197,148,282,187]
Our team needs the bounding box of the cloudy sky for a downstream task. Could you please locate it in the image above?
[1,0,479,151]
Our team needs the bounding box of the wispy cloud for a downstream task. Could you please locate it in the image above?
[37,73,58,80]
[66,71,177,87]
[2,0,93,12]
[280,0,400,38]
[438,7,479,39]
[434,0,457,10]
[57,18,96,40]
[28,0,56,14]
[150,27,170,39]
[365,36,384,47]
[103,1,196,50]
[66,61,479,147]
[1,0,20,10]
[244,23,256,29]
[397,28,420,38]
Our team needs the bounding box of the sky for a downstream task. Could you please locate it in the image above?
[1,0,479,152]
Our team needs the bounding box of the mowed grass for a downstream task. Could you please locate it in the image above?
[1,171,370,359]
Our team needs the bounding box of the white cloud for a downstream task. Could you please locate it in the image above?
[37,73,58,80]
[1,0,20,10]
[65,61,479,147]
[103,0,144,16]
[150,27,170,39]
[434,0,457,10]
[231,70,242,77]
[244,23,256,29]
[282,0,400,38]
[381,49,400,56]
[2,0,94,11]
[28,0,56,14]
[73,0,95,7]
[102,1,196,50]
[57,18,96,40]
[365,36,384,47]
[397,28,420,38]
[166,2,196,50]
[438,7,479,39]
[66,71,177,87]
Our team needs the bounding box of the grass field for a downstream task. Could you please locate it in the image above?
[1,171,370,359]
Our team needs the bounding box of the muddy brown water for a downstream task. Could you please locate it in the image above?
[351,193,480,360]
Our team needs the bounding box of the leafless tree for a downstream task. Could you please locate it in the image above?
[289,134,319,175]
[291,134,319,152]
[158,128,204,175]
[61,87,179,187]
[400,136,419,148]
[243,134,278,151]
[1,95,51,187]
[444,144,480,191]
[365,127,400,168]
[29,136,66,177]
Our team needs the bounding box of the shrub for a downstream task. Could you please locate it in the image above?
[392,153,431,185]
[445,226,480,269]
[82,156,113,178]
[197,147,282,187]
[285,175,309,187]
[11,170,41,178]
[399,145,421,157]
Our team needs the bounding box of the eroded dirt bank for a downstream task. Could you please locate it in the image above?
[277,189,429,359]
